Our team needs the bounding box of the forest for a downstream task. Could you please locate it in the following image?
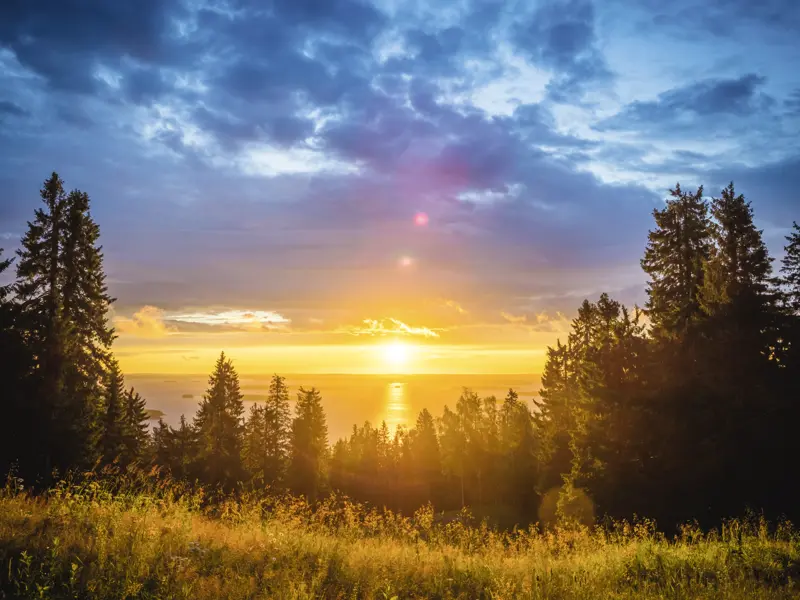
[2,172,800,535]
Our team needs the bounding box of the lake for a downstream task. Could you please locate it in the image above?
[126,373,541,442]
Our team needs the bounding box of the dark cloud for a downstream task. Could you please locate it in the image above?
[0,100,28,117]
[0,0,797,329]
[642,0,800,36]
[786,90,800,114]
[707,156,800,227]
[513,0,612,101]
[0,0,188,93]
[597,74,773,132]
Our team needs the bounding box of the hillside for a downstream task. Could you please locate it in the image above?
[1,475,798,599]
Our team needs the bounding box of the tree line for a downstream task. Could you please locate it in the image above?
[1,173,800,529]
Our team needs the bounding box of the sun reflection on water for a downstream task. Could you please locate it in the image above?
[385,382,409,432]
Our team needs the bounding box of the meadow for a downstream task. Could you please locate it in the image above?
[1,471,798,600]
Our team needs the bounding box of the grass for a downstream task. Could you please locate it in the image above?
[1,472,799,599]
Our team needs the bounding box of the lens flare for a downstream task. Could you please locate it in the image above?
[414,212,429,226]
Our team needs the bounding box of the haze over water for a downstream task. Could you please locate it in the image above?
[129,373,540,442]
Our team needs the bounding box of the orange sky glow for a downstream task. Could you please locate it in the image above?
[113,304,568,375]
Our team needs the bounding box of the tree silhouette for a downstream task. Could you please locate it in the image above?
[13,173,115,474]
[289,387,328,502]
[99,360,127,464]
[194,352,245,488]
[641,184,710,337]
[122,388,150,464]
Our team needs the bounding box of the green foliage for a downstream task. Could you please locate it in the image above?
[8,173,115,474]
[243,374,292,487]
[290,387,329,502]
[641,183,711,336]
[123,388,151,463]
[99,360,127,464]
[153,415,198,481]
[194,352,246,488]
[1,473,798,600]
[781,221,800,313]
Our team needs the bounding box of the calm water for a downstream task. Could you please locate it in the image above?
[127,373,541,442]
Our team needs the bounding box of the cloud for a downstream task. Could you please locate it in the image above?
[346,318,442,338]
[167,309,291,331]
[444,299,468,315]
[500,311,527,324]
[513,0,612,101]
[597,74,773,133]
[0,0,796,343]
[0,100,28,117]
[115,305,175,337]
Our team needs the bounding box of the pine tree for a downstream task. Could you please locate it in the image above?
[534,340,576,492]
[194,352,245,488]
[262,374,291,485]
[781,221,800,313]
[410,408,441,505]
[242,403,266,480]
[641,184,711,337]
[701,182,774,314]
[243,376,291,488]
[289,387,328,502]
[60,189,115,453]
[122,388,150,464]
[13,173,115,473]
[500,389,539,518]
[0,248,11,302]
[100,360,126,464]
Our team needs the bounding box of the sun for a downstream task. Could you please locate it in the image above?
[382,340,410,368]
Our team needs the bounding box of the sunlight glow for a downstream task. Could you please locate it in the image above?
[382,340,410,368]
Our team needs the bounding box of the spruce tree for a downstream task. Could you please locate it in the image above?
[153,415,198,480]
[701,182,774,313]
[14,174,69,473]
[194,352,245,488]
[500,389,539,518]
[781,221,800,313]
[289,387,328,502]
[122,388,150,464]
[100,360,126,464]
[641,184,711,336]
[0,248,11,301]
[262,374,291,486]
[242,403,266,479]
[61,189,115,449]
[13,173,115,473]
[411,408,441,505]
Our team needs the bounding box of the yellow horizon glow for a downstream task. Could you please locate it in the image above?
[112,306,569,376]
[114,342,547,375]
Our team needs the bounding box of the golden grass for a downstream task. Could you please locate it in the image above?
[1,472,798,599]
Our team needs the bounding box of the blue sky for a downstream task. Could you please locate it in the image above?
[0,0,798,372]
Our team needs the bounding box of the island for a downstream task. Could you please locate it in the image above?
[181,394,194,399]
[145,409,165,420]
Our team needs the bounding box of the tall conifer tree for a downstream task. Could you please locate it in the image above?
[289,387,328,501]
[122,388,150,464]
[780,221,800,313]
[100,360,126,464]
[194,352,245,487]
[641,184,711,336]
[14,173,115,472]
[262,374,291,485]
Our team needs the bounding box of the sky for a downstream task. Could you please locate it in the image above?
[0,0,798,375]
